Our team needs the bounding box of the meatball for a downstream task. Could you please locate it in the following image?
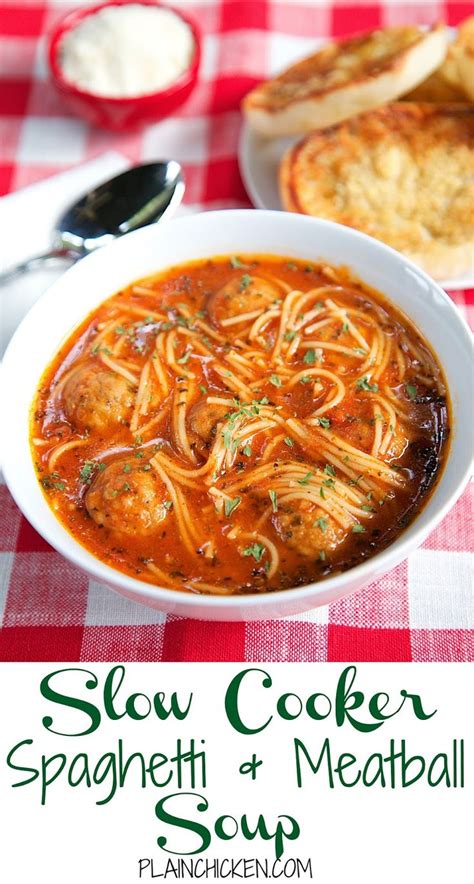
[273,505,348,557]
[85,460,168,536]
[207,274,281,326]
[188,400,228,452]
[62,365,134,432]
[326,407,374,451]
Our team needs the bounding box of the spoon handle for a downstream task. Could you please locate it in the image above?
[0,248,78,285]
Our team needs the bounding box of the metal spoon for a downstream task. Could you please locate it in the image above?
[0,161,184,284]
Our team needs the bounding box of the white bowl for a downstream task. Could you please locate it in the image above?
[1,210,472,620]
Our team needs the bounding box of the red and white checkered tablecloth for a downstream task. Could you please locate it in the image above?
[0,0,473,662]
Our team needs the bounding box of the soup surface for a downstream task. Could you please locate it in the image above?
[31,256,449,595]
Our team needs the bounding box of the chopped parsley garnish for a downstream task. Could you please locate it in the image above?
[284,437,294,447]
[319,550,326,561]
[304,349,316,365]
[314,417,331,429]
[240,274,252,290]
[300,375,313,384]
[284,330,297,342]
[314,517,328,533]
[297,471,313,486]
[361,504,374,512]
[406,384,417,401]
[243,444,252,457]
[352,523,366,533]
[324,464,336,477]
[322,478,335,489]
[356,376,379,393]
[230,256,244,269]
[269,374,282,387]
[243,543,265,563]
[353,347,366,355]
[163,500,173,510]
[268,490,278,513]
[176,316,193,330]
[222,427,235,451]
[199,385,208,394]
[123,463,131,473]
[177,350,191,365]
[41,472,66,492]
[319,487,326,499]
[134,435,143,447]
[142,464,152,472]
[225,397,270,429]
[225,496,241,517]
[79,462,95,483]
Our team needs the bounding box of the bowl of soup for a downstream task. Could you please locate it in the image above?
[1,211,472,620]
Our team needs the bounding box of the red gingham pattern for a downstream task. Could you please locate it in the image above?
[0,0,473,662]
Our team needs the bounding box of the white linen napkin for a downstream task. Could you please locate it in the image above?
[0,151,129,359]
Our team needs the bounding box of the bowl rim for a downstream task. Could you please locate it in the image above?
[48,0,201,104]
[1,210,473,613]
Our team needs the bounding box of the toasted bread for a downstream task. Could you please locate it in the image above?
[436,16,474,99]
[280,104,474,280]
[243,24,448,136]
[439,42,464,91]
[454,16,474,100]
[402,18,474,103]
[402,68,468,102]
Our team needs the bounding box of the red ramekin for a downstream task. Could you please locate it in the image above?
[48,0,201,131]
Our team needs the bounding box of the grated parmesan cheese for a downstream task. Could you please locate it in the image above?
[59,4,195,98]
